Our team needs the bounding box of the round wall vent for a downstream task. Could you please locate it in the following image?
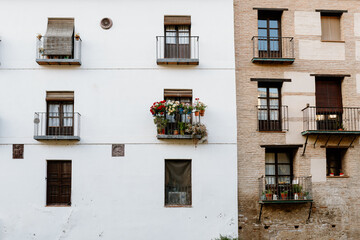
[100,18,113,30]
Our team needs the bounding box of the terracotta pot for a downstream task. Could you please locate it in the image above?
[200,110,205,116]
[173,130,179,135]
[281,193,288,200]
[157,128,165,135]
[265,193,272,200]
[195,111,200,116]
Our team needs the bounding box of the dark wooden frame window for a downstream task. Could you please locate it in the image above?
[47,101,74,136]
[258,83,282,131]
[46,160,72,206]
[315,77,343,130]
[258,11,282,58]
[165,25,190,59]
[326,148,345,176]
[265,149,293,195]
[165,160,192,206]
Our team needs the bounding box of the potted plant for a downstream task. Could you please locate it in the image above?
[185,122,208,142]
[337,122,345,131]
[281,190,288,200]
[329,169,335,177]
[340,169,344,176]
[265,189,272,200]
[36,33,42,40]
[178,122,186,135]
[153,116,168,135]
[165,100,179,116]
[184,103,193,115]
[292,184,302,200]
[75,33,80,41]
[304,192,310,200]
[194,98,207,116]
[150,100,166,116]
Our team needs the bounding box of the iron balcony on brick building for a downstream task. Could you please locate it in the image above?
[156,36,199,65]
[257,105,288,131]
[251,36,295,63]
[34,112,81,140]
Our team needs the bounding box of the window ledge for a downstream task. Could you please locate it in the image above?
[321,40,345,43]
[258,131,287,133]
[164,205,192,208]
[46,204,71,207]
[327,175,349,178]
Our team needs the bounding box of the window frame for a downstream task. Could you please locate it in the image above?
[46,100,75,136]
[326,148,346,176]
[320,12,342,42]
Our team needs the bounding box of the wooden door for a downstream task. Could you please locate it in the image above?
[47,161,71,205]
[47,102,74,136]
[258,12,282,58]
[165,25,190,59]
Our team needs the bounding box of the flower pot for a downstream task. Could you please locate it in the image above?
[200,110,205,116]
[338,128,344,131]
[180,130,185,135]
[340,173,344,176]
[157,128,165,135]
[179,108,184,114]
[265,193,272,200]
[330,173,334,176]
[173,130,179,135]
[281,193,288,200]
[195,111,200,116]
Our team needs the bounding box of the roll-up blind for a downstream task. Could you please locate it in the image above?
[164,89,193,98]
[164,16,191,25]
[46,91,74,101]
[44,18,74,55]
[321,15,341,41]
[316,78,342,111]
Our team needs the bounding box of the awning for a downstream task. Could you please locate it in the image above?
[164,89,193,98]
[46,91,74,101]
[44,18,74,56]
[164,16,191,25]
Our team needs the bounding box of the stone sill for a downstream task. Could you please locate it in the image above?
[157,134,201,140]
[327,175,349,178]
[321,40,345,43]
[164,205,192,208]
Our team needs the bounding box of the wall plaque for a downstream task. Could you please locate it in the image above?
[13,144,24,159]
[112,144,125,157]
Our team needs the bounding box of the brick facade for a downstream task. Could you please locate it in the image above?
[235,0,360,239]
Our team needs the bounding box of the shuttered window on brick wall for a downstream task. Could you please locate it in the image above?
[315,78,342,109]
[321,14,341,41]
[47,161,72,205]
[44,18,74,56]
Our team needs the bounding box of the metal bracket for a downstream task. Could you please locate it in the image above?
[313,135,320,148]
[306,202,313,223]
[324,135,331,147]
[258,203,264,223]
[337,135,345,147]
[302,135,309,156]
[349,135,357,148]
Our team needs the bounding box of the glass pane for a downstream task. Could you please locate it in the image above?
[269,29,279,38]
[258,110,268,120]
[258,88,267,98]
[179,32,189,44]
[49,104,60,114]
[265,176,276,185]
[265,153,275,163]
[270,41,279,51]
[278,165,291,175]
[265,165,275,175]
[278,153,290,163]
[258,29,267,37]
[166,31,176,44]
[258,39,267,51]
[269,88,278,98]
[270,110,279,120]
[278,176,290,184]
[269,99,279,107]
[178,26,189,31]
[258,20,267,28]
[258,98,267,106]
[49,118,59,127]
[269,20,278,28]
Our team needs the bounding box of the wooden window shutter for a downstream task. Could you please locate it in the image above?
[164,89,193,98]
[47,161,72,205]
[164,15,191,25]
[46,91,74,101]
[316,78,342,109]
[44,18,74,56]
[321,15,341,41]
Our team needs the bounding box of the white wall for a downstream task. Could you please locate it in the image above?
[0,0,238,239]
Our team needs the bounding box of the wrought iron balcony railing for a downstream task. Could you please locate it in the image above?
[259,176,313,202]
[36,36,82,65]
[252,36,294,63]
[34,112,81,140]
[302,106,360,133]
[156,36,199,65]
[257,105,288,131]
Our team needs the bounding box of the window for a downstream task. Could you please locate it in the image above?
[47,161,72,206]
[321,13,341,41]
[326,148,345,176]
[258,11,282,58]
[46,91,74,136]
[315,78,343,130]
[164,16,191,59]
[258,83,282,131]
[165,160,191,206]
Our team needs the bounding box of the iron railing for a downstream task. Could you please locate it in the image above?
[302,106,360,132]
[259,176,313,201]
[257,105,288,131]
[156,112,202,136]
[34,112,81,139]
[252,36,294,59]
[36,36,82,64]
[156,36,199,62]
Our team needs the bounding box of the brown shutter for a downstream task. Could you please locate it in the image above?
[47,161,71,205]
[321,15,341,41]
[164,89,193,98]
[46,91,74,101]
[316,78,342,111]
[164,16,191,25]
[44,18,74,55]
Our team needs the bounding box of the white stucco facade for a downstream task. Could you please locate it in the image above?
[0,1,238,239]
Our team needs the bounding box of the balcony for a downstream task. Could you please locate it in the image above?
[302,106,360,135]
[156,36,199,65]
[257,105,288,131]
[34,112,81,140]
[36,36,82,65]
[259,176,313,203]
[252,36,294,63]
